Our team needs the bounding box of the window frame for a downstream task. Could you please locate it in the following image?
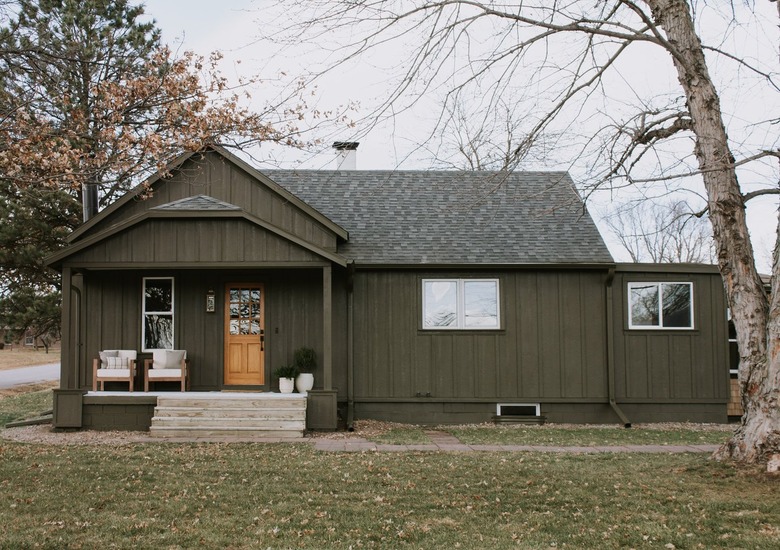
[422,278,501,330]
[627,281,694,330]
[142,276,175,351]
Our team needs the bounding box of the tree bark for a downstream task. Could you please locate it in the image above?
[644,0,779,462]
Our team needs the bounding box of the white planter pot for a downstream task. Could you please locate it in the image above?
[295,373,314,394]
[279,377,295,394]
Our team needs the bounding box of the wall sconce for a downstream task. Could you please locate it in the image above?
[206,289,215,313]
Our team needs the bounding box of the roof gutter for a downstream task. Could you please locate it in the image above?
[605,266,631,428]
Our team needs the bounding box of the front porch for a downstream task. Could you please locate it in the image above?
[53,390,338,436]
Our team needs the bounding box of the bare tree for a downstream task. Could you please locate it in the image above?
[272,0,780,463]
[605,199,715,263]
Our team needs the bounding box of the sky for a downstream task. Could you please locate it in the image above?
[141,1,778,270]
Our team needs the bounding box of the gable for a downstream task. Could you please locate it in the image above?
[68,147,346,253]
[55,216,334,267]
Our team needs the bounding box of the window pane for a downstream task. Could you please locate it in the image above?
[144,314,173,349]
[662,283,691,328]
[630,284,659,326]
[145,279,172,312]
[424,281,457,327]
[464,281,498,327]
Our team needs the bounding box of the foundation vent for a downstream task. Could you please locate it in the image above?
[493,403,545,425]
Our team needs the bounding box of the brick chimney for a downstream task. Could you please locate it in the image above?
[333,141,359,170]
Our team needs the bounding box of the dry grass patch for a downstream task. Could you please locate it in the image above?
[0,348,59,370]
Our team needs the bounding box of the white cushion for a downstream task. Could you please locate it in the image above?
[147,368,184,379]
[99,350,118,367]
[105,356,127,369]
[116,350,137,362]
[151,349,186,369]
[96,368,131,378]
[101,349,136,367]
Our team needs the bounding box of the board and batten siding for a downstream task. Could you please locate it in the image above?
[81,150,339,253]
[64,219,326,266]
[351,270,609,401]
[79,270,328,391]
[611,269,729,403]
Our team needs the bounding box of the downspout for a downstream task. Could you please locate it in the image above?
[346,261,355,431]
[605,266,631,428]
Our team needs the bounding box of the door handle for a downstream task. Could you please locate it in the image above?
[260,329,264,351]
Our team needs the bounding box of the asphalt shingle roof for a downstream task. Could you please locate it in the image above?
[265,170,614,265]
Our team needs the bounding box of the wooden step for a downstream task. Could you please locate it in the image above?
[149,426,305,439]
[154,407,306,420]
[152,417,305,429]
[149,392,307,439]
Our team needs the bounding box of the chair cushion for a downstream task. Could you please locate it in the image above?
[116,350,137,362]
[147,368,185,379]
[105,356,128,369]
[96,368,131,378]
[99,350,118,367]
[152,349,186,369]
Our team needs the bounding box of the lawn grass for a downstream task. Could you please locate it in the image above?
[370,427,432,445]
[0,386,53,426]
[0,441,777,548]
[360,423,732,446]
[448,424,733,446]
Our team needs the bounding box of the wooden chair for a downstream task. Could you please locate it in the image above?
[144,349,190,391]
[92,350,137,391]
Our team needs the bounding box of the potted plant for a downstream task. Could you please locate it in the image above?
[293,346,317,394]
[273,365,299,394]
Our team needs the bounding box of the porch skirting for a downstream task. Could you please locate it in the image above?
[67,392,309,432]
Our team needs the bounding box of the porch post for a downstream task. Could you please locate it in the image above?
[59,267,73,389]
[322,264,332,389]
[53,266,86,429]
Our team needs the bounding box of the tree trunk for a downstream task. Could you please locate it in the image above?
[644,0,779,462]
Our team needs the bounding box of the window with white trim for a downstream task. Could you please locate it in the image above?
[422,279,500,329]
[142,277,174,350]
[628,282,693,329]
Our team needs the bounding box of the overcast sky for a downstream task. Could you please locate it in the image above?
[141,1,778,270]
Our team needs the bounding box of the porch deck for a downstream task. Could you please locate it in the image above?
[81,391,307,437]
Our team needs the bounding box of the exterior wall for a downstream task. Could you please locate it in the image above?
[350,269,611,422]
[73,268,330,392]
[65,218,326,266]
[347,266,729,425]
[611,267,729,411]
[82,395,156,431]
[353,402,725,425]
[82,151,338,252]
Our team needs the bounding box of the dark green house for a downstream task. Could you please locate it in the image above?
[48,144,730,431]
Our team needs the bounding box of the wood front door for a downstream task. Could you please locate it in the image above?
[224,284,265,386]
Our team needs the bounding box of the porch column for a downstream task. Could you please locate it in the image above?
[322,265,332,389]
[59,267,73,389]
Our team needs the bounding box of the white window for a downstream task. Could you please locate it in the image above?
[422,279,500,330]
[142,277,174,351]
[628,282,693,329]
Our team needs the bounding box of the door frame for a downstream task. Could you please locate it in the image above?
[223,282,266,387]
